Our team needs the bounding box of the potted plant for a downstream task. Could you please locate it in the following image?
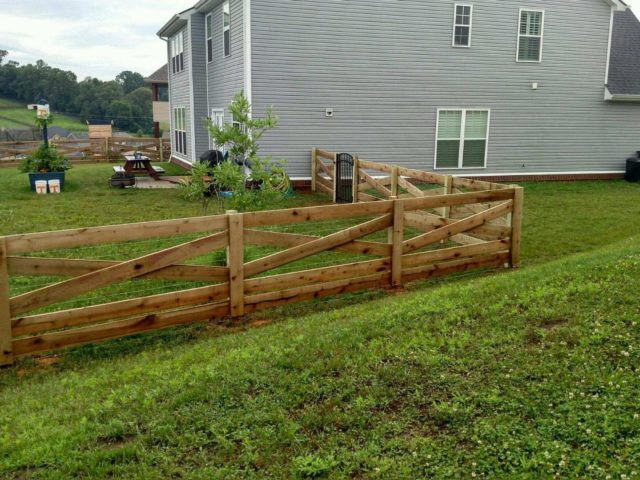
[19,144,71,192]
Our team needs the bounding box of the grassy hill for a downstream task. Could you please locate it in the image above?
[0,170,639,478]
[0,237,638,478]
[0,97,88,131]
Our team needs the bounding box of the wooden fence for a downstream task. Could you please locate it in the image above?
[0,137,171,167]
[0,183,521,365]
[0,147,522,364]
[311,147,520,250]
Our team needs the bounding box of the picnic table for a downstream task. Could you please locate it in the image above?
[114,155,165,180]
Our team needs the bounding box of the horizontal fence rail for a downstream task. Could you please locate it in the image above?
[0,147,523,365]
[0,137,171,167]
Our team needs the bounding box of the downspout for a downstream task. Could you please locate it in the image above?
[243,0,252,119]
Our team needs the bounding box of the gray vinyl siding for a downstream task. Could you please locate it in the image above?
[251,0,640,178]
[189,14,211,159]
[168,28,191,162]
[205,0,245,127]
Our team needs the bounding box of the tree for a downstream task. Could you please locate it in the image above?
[116,71,145,95]
[74,78,123,122]
[203,91,287,211]
[0,50,7,66]
[207,91,278,165]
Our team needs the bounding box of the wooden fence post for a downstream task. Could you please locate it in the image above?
[0,238,14,366]
[227,211,245,317]
[311,147,318,193]
[391,165,399,198]
[352,156,360,203]
[441,175,453,218]
[510,186,524,268]
[391,199,405,287]
[158,138,164,163]
[104,137,110,162]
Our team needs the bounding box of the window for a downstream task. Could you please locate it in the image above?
[206,14,213,63]
[517,9,544,62]
[435,109,490,169]
[223,1,231,57]
[453,4,472,47]
[210,109,225,149]
[170,32,184,74]
[173,107,187,155]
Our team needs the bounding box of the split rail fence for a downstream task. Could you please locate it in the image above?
[0,147,522,364]
[0,137,171,167]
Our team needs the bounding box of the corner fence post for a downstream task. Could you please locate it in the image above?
[391,199,405,287]
[0,238,14,366]
[352,156,360,203]
[311,147,317,193]
[227,211,245,317]
[510,186,524,268]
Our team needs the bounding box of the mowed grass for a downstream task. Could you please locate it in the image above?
[0,165,640,477]
[0,97,88,130]
[1,164,639,261]
[1,236,640,478]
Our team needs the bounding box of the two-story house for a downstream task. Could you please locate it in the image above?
[158,0,640,181]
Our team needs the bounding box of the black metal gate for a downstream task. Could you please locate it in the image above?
[335,153,354,203]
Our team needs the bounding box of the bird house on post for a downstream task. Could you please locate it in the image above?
[36,104,50,120]
[28,99,51,148]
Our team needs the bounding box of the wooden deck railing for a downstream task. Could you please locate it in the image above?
[0,137,171,167]
[0,185,521,365]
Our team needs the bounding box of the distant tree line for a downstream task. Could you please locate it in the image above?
[0,50,154,134]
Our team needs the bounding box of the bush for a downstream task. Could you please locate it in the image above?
[18,145,71,173]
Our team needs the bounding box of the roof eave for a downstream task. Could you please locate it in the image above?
[603,0,629,11]
[605,87,640,102]
[157,8,195,38]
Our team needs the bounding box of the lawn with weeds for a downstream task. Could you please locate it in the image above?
[1,238,639,478]
[0,165,639,477]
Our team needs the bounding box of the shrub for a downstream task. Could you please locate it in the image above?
[18,145,71,173]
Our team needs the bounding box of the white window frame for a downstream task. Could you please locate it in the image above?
[173,107,187,156]
[452,4,473,48]
[170,32,184,74]
[516,8,544,63]
[210,108,225,150]
[223,1,231,58]
[206,13,213,63]
[434,108,491,170]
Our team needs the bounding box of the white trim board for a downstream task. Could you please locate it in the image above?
[188,18,197,164]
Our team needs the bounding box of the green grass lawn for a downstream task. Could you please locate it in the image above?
[1,234,639,478]
[0,165,640,478]
[0,97,88,131]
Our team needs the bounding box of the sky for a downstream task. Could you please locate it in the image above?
[0,0,195,80]
[0,0,638,81]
